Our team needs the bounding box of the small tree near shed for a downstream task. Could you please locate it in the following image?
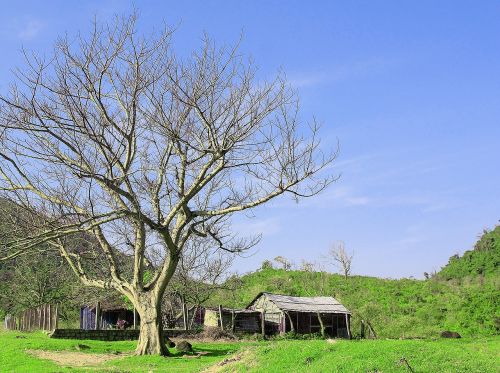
[327,241,354,279]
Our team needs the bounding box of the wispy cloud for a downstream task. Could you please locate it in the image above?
[288,56,401,89]
[17,19,44,41]
[299,186,373,208]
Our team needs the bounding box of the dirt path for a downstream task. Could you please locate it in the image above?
[26,349,126,368]
[202,348,255,373]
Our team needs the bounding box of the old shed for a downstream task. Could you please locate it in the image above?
[247,292,351,338]
[204,307,261,333]
[80,300,137,330]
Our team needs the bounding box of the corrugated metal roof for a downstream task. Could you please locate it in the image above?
[205,307,261,314]
[262,292,350,314]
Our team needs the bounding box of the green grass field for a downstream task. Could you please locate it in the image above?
[0,330,240,372]
[0,330,498,372]
[216,338,500,373]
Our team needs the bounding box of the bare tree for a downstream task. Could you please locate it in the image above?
[274,256,293,270]
[326,241,353,279]
[300,259,315,272]
[0,14,337,355]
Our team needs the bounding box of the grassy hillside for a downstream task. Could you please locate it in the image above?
[438,225,500,280]
[211,268,499,338]
[215,338,499,373]
[210,226,500,339]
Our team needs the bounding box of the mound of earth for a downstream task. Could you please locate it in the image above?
[176,340,193,353]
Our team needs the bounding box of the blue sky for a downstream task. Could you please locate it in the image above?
[1,1,499,278]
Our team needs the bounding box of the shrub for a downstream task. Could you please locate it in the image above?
[200,327,236,340]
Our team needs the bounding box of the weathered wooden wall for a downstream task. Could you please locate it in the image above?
[3,304,58,331]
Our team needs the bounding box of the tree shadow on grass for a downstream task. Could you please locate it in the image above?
[168,346,238,358]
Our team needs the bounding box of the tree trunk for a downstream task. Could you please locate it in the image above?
[317,312,325,338]
[135,293,169,356]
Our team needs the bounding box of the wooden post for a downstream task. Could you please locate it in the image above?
[317,313,325,338]
[183,301,189,331]
[133,307,137,329]
[261,311,265,337]
[95,302,101,330]
[49,304,54,330]
[42,305,47,331]
[218,305,224,330]
[345,313,351,339]
[336,314,339,338]
[231,310,235,333]
[48,304,52,330]
[361,319,365,339]
[331,314,334,337]
[54,304,59,329]
[285,311,295,333]
[366,320,377,339]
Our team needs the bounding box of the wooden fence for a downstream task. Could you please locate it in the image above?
[4,304,59,331]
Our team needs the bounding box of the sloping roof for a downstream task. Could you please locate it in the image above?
[83,295,128,312]
[248,292,351,314]
[205,307,261,314]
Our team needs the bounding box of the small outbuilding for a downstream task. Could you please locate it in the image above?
[247,292,351,338]
[80,300,137,330]
[204,307,262,333]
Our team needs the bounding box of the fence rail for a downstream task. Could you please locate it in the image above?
[4,304,59,331]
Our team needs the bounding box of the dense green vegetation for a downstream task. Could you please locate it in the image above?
[210,227,500,338]
[438,225,500,280]
[212,267,499,338]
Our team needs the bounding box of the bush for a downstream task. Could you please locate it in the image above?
[200,327,236,340]
[271,332,325,340]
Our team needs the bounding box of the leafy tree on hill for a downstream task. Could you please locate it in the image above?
[209,225,500,338]
[438,226,500,280]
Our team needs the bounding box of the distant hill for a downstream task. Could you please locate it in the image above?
[437,225,500,280]
[210,226,500,338]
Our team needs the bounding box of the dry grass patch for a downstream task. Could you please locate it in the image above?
[26,349,127,367]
